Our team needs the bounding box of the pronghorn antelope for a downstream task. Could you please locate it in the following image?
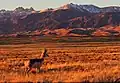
[24,48,49,73]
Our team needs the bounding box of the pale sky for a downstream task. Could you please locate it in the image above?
[0,0,120,10]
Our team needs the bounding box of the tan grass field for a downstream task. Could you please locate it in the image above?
[0,42,120,82]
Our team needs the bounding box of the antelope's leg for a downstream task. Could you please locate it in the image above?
[36,67,40,73]
[25,67,31,73]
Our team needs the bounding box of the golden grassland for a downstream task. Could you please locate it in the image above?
[0,42,120,82]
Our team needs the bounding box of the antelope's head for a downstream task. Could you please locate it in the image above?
[40,48,49,58]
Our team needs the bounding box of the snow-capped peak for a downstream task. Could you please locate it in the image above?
[56,3,101,13]
[39,3,120,13]
[56,3,87,12]
[57,3,79,10]
[79,5,101,13]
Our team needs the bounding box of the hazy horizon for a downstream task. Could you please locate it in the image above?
[0,0,119,10]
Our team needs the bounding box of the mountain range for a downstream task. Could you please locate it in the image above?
[0,3,120,37]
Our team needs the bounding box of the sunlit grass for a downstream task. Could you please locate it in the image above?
[0,40,120,82]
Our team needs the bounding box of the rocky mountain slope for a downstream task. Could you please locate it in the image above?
[0,3,120,37]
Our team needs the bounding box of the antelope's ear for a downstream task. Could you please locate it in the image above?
[43,48,47,53]
[45,49,47,52]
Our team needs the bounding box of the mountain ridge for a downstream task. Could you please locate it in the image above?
[0,3,120,37]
